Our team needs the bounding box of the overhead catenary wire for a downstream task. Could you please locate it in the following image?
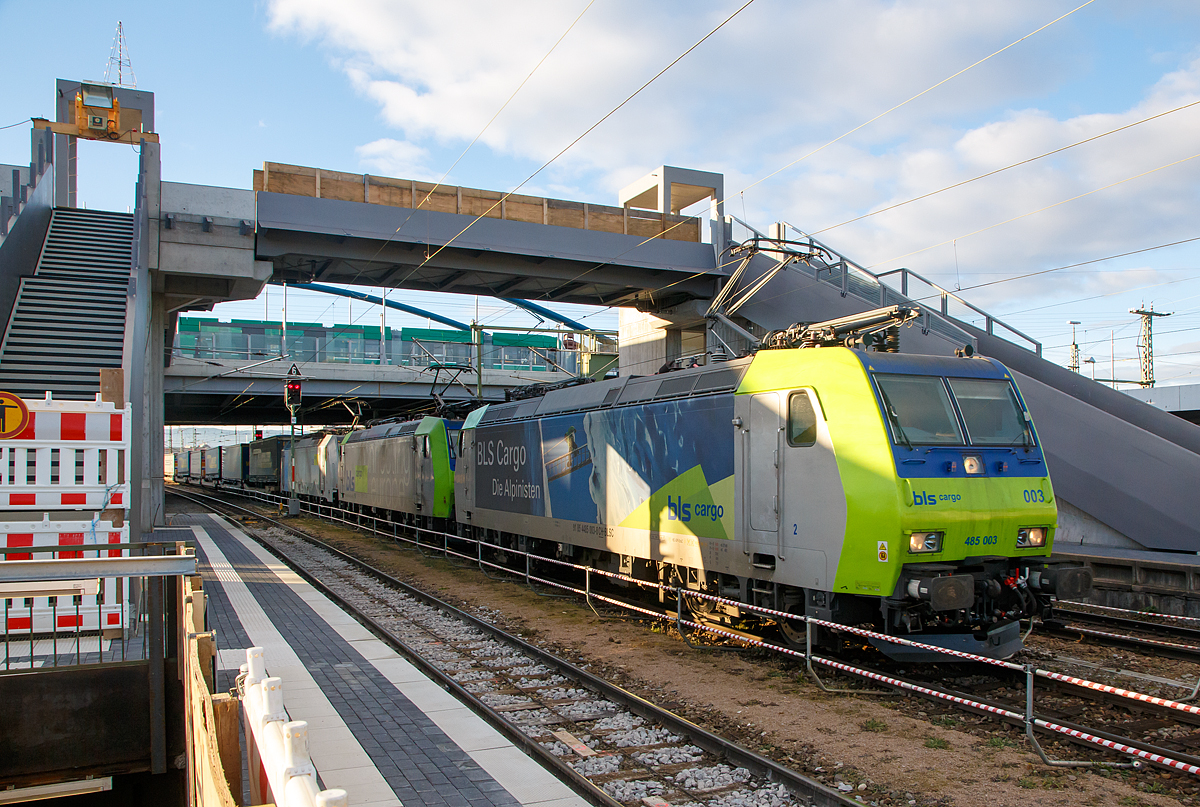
[532,1,1096,303]
[387,0,758,290]
[809,97,1200,237]
[865,150,1200,269]
[346,0,599,284]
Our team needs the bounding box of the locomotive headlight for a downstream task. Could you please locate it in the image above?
[963,455,984,475]
[908,531,943,553]
[1017,527,1047,548]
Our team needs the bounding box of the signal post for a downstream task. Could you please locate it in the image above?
[285,365,302,516]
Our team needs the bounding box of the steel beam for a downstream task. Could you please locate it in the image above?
[0,555,196,583]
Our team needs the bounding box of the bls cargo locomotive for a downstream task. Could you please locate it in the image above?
[214,311,1091,660]
[455,341,1091,660]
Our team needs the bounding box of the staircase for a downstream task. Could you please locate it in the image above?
[0,208,134,399]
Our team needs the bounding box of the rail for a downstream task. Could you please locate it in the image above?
[206,485,1200,776]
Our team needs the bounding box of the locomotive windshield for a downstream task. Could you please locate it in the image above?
[874,373,1032,447]
[874,374,963,445]
[947,378,1031,446]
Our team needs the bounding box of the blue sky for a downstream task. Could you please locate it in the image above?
[6,0,1200,385]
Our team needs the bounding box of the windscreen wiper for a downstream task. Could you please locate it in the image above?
[877,385,913,449]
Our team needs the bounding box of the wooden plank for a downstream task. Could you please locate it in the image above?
[320,176,368,204]
[492,701,544,712]
[505,200,543,224]
[212,694,243,804]
[588,209,624,235]
[272,171,318,197]
[368,178,412,208]
[250,161,701,241]
[197,634,216,692]
[551,729,597,757]
[547,200,585,229]
[628,217,664,239]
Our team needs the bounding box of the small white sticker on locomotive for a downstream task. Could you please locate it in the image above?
[877,541,889,562]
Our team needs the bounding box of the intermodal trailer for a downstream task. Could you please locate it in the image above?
[187,449,204,483]
[282,433,341,502]
[248,435,286,490]
[203,446,222,485]
[220,443,247,487]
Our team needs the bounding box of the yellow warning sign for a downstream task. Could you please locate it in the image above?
[876,540,889,563]
[0,392,29,439]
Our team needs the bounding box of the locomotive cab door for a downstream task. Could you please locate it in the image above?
[747,393,782,535]
[776,389,846,591]
[415,434,430,510]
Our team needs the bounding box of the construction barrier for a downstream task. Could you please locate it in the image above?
[183,575,242,807]
[239,647,348,807]
[0,393,131,510]
[0,517,129,634]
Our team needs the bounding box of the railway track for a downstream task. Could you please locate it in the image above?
[1043,605,1200,663]
[173,484,1200,787]
[170,489,855,807]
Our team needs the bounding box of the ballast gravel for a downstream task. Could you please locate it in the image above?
[540,687,592,701]
[592,713,643,731]
[449,670,493,682]
[602,778,664,801]
[674,764,752,792]
[571,754,623,776]
[698,784,797,807]
[518,674,566,688]
[607,726,682,747]
[508,708,555,725]
[480,693,534,708]
[634,745,705,766]
[557,699,615,719]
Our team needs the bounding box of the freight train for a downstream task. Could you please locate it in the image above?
[175,313,1092,660]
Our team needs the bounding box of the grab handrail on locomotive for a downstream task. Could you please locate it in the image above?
[174,307,1092,661]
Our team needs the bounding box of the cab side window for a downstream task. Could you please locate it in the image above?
[788,391,817,446]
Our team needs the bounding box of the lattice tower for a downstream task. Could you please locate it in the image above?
[103,21,137,88]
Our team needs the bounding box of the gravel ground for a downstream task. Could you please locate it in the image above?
[179,500,1194,807]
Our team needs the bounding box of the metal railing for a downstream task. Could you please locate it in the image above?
[778,221,1040,356]
[723,216,1040,356]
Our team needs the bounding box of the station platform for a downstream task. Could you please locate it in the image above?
[175,511,588,807]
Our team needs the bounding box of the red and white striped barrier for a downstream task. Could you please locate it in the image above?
[0,394,131,510]
[1038,669,1200,717]
[0,517,129,634]
[1037,721,1200,776]
[1059,600,1200,625]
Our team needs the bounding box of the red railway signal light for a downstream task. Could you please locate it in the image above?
[285,379,302,411]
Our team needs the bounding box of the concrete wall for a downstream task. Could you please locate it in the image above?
[1125,383,1200,413]
[0,163,54,337]
[157,182,271,310]
[619,308,671,376]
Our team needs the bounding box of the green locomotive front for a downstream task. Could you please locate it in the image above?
[456,345,1091,660]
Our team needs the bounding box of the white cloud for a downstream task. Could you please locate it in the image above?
[266,0,1200,333]
[355,138,433,180]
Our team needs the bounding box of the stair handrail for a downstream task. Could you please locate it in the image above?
[779,222,1040,356]
[872,265,1042,356]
